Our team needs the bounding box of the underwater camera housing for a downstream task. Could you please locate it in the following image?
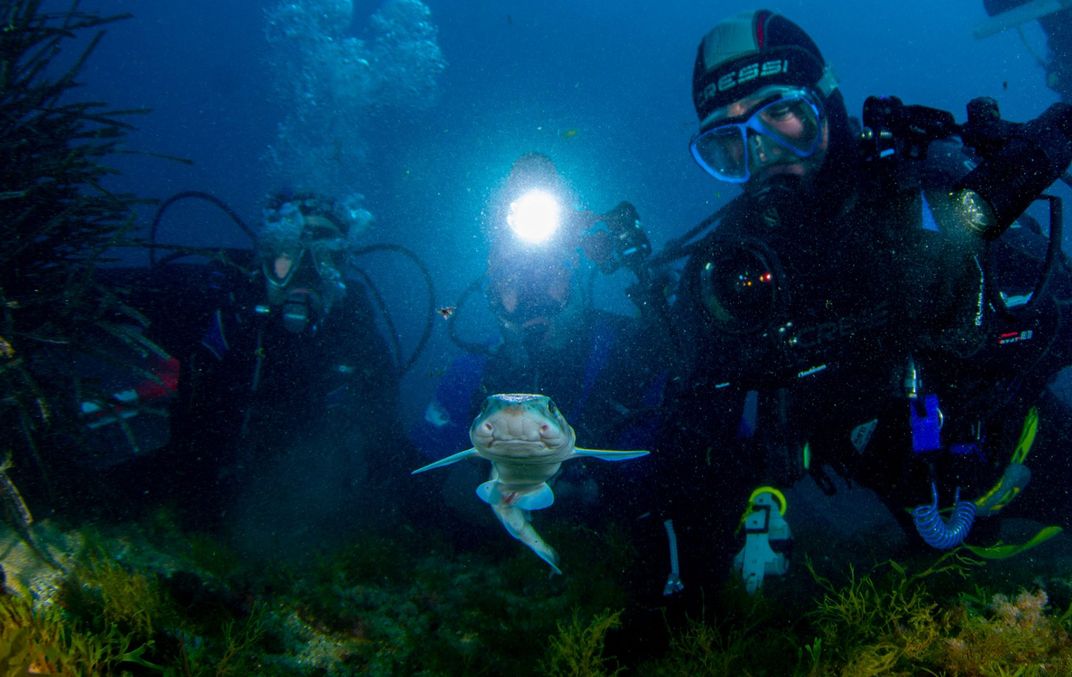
[862,95,1072,235]
[862,95,1072,316]
[580,201,677,321]
[694,96,1072,386]
[583,201,653,277]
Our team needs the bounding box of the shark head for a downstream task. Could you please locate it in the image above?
[469,393,575,463]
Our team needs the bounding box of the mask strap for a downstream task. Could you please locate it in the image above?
[816,66,838,99]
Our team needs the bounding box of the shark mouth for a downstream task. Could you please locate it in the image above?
[482,438,561,454]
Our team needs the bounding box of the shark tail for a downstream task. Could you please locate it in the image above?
[491,502,561,575]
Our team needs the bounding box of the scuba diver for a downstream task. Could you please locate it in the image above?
[102,191,426,534]
[980,0,1072,102]
[650,8,1072,601]
[410,153,669,522]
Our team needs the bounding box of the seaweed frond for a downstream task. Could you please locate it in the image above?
[542,608,624,677]
[0,0,154,512]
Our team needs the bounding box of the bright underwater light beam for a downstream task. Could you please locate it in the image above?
[506,189,562,244]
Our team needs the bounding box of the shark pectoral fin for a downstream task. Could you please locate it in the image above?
[476,482,554,510]
[480,477,557,509]
[573,447,650,462]
[411,448,479,474]
[515,483,554,511]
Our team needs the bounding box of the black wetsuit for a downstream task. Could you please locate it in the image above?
[102,260,412,531]
[645,141,1072,601]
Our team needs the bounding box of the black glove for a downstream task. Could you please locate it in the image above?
[955,102,1072,239]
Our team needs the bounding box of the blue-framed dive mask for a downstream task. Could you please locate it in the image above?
[690,88,824,184]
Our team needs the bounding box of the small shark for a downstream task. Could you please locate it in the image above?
[412,393,649,573]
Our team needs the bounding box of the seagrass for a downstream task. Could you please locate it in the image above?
[0,0,145,513]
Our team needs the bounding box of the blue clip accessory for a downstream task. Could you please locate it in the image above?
[910,394,942,453]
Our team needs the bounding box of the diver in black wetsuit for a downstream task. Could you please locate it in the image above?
[131,193,414,534]
[646,8,1072,603]
[410,154,668,523]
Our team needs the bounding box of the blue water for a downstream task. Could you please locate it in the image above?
[71,2,1056,223]
[63,0,1062,407]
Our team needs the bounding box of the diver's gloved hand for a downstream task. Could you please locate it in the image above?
[955,102,1072,239]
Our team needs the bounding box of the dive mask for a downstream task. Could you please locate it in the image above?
[262,244,305,290]
[260,202,347,289]
[262,242,345,333]
[260,201,308,287]
[690,87,824,184]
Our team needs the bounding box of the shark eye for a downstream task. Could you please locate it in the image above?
[546,399,558,417]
